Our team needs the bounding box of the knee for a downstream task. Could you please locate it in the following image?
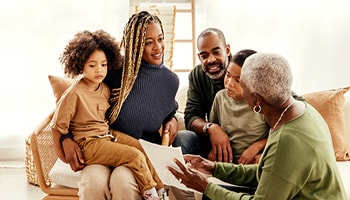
[110,166,141,199]
[173,130,197,147]
[129,147,147,163]
[78,165,111,199]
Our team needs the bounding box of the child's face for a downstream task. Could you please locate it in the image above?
[224,62,243,101]
[142,21,165,66]
[82,49,108,84]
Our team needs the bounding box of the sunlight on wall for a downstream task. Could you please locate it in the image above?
[197,0,350,94]
[0,0,129,141]
[1,0,350,159]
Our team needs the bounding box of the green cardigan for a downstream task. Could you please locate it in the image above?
[205,103,347,200]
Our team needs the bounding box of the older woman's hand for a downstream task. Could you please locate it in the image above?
[183,154,216,174]
[167,158,208,193]
[168,155,216,193]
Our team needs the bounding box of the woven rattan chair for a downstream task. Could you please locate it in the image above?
[30,112,79,200]
[29,112,173,200]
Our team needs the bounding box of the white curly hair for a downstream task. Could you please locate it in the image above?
[241,52,293,105]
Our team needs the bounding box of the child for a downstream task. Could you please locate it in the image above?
[51,30,162,200]
[209,49,269,164]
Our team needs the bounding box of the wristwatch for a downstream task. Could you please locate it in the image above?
[203,123,213,134]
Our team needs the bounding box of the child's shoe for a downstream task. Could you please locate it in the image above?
[143,187,160,200]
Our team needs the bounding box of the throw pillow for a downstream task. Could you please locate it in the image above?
[48,159,81,188]
[48,75,75,102]
[302,87,350,161]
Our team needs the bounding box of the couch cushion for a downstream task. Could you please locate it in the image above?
[302,87,350,161]
[336,161,350,199]
[48,159,80,188]
[175,86,188,131]
[344,95,350,151]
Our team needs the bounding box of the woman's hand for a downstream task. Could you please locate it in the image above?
[167,156,210,193]
[62,138,85,172]
[52,127,85,172]
[183,154,216,174]
[163,117,178,145]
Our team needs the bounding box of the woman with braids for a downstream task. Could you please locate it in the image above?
[52,29,165,200]
[54,11,179,200]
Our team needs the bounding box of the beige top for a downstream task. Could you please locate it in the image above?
[51,79,110,141]
[210,89,269,163]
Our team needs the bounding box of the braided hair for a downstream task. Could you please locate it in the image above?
[107,11,164,123]
[59,29,122,78]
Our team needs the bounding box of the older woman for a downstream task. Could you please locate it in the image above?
[168,53,347,199]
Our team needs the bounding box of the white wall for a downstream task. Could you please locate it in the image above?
[0,0,129,159]
[1,0,350,159]
[195,0,350,94]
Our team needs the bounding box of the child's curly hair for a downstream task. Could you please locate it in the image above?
[59,30,122,78]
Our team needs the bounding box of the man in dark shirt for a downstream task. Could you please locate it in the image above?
[173,28,233,162]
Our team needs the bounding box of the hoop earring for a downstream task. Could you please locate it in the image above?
[253,105,261,113]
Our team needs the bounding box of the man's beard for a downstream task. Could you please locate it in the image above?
[203,62,226,80]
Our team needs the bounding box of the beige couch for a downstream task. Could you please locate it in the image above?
[26,83,350,199]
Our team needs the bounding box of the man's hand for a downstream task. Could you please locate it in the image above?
[207,124,233,162]
[62,139,85,172]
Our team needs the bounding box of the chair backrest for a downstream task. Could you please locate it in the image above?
[30,112,78,196]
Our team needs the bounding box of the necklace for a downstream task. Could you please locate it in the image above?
[269,100,295,133]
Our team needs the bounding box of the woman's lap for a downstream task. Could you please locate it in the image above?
[78,164,141,200]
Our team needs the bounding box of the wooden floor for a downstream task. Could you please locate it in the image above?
[0,160,45,200]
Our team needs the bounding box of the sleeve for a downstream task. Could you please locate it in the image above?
[184,68,207,129]
[209,93,220,124]
[51,89,77,135]
[205,182,254,200]
[213,162,259,187]
[163,110,177,124]
[251,131,306,200]
[204,163,258,200]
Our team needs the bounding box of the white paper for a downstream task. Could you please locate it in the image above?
[139,139,194,191]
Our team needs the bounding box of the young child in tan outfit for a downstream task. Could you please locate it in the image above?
[51,30,163,200]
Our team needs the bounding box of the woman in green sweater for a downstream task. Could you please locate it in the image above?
[168,52,347,199]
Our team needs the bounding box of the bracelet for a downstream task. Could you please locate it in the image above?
[60,133,73,144]
[203,123,213,134]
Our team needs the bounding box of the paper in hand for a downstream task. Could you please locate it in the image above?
[139,139,194,191]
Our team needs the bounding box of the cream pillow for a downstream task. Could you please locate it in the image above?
[48,159,80,188]
[47,75,80,187]
[302,87,350,161]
